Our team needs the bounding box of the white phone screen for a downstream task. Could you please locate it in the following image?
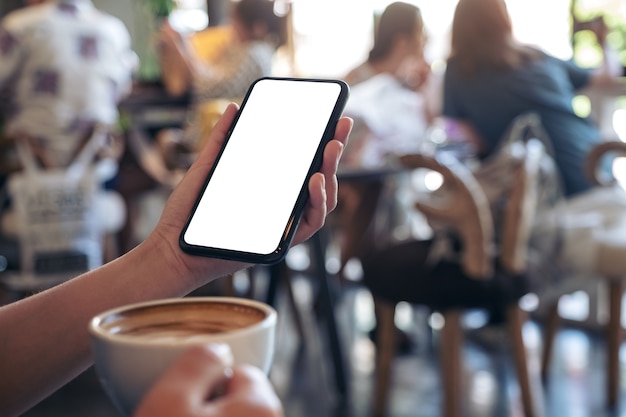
[182,78,345,257]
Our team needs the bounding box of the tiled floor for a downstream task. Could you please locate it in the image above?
[10,262,626,417]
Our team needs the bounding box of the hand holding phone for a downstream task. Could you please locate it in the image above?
[179,77,350,264]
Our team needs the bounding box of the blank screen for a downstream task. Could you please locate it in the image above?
[183,78,343,256]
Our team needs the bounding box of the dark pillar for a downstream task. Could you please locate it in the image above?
[206,0,228,27]
[0,0,24,19]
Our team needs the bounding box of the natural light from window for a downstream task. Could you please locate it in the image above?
[289,0,573,78]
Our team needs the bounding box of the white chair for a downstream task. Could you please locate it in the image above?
[541,140,626,409]
[0,125,125,292]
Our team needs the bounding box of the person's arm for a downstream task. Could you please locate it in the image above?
[441,63,486,154]
[158,22,205,96]
[0,20,23,91]
[134,345,284,417]
[0,103,352,417]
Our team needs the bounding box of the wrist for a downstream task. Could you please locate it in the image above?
[140,228,250,295]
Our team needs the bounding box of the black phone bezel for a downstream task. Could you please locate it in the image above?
[178,76,350,264]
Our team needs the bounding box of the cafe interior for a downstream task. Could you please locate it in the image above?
[1,0,626,416]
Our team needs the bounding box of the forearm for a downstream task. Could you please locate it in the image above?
[159,35,200,97]
[0,102,347,417]
[0,237,207,417]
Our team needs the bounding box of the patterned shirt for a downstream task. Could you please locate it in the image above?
[192,40,275,104]
[0,0,136,167]
[183,40,275,145]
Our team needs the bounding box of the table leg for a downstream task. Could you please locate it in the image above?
[265,230,349,399]
[310,229,349,399]
[265,262,283,307]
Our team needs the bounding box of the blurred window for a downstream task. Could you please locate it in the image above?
[288,0,573,77]
[170,0,209,34]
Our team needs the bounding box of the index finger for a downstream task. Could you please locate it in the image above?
[333,117,352,148]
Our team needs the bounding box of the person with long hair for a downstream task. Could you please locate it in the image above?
[338,2,436,355]
[359,0,624,354]
[443,0,620,197]
[344,1,430,91]
[338,2,434,273]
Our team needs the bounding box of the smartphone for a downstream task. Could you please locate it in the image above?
[179,77,350,264]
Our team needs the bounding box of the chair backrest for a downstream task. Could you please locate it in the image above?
[7,125,112,285]
[400,138,545,280]
[400,151,494,279]
[584,140,626,187]
[500,138,544,274]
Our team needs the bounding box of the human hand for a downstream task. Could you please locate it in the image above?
[396,57,431,91]
[133,345,283,417]
[146,103,352,285]
[156,21,188,60]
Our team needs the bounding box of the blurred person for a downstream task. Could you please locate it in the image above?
[114,0,287,253]
[442,0,621,197]
[0,0,137,169]
[442,2,623,325]
[344,1,431,96]
[336,2,438,355]
[360,0,625,345]
[159,0,285,99]
[337,1,437,273]
[440,0,622,332]
[0,103,353,417]
[341,1,440,164]
[0,0,138,262]
[158,0,286,145]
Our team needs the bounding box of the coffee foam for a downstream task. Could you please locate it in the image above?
[100,301,267,342]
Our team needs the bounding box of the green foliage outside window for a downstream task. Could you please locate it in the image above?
[572,0,626,69]
[145,0,176,17]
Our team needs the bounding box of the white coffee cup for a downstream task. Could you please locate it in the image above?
[89,296,277,416]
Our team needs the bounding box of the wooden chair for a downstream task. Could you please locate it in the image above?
[368,138,545,417]
[541,140,626,409]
